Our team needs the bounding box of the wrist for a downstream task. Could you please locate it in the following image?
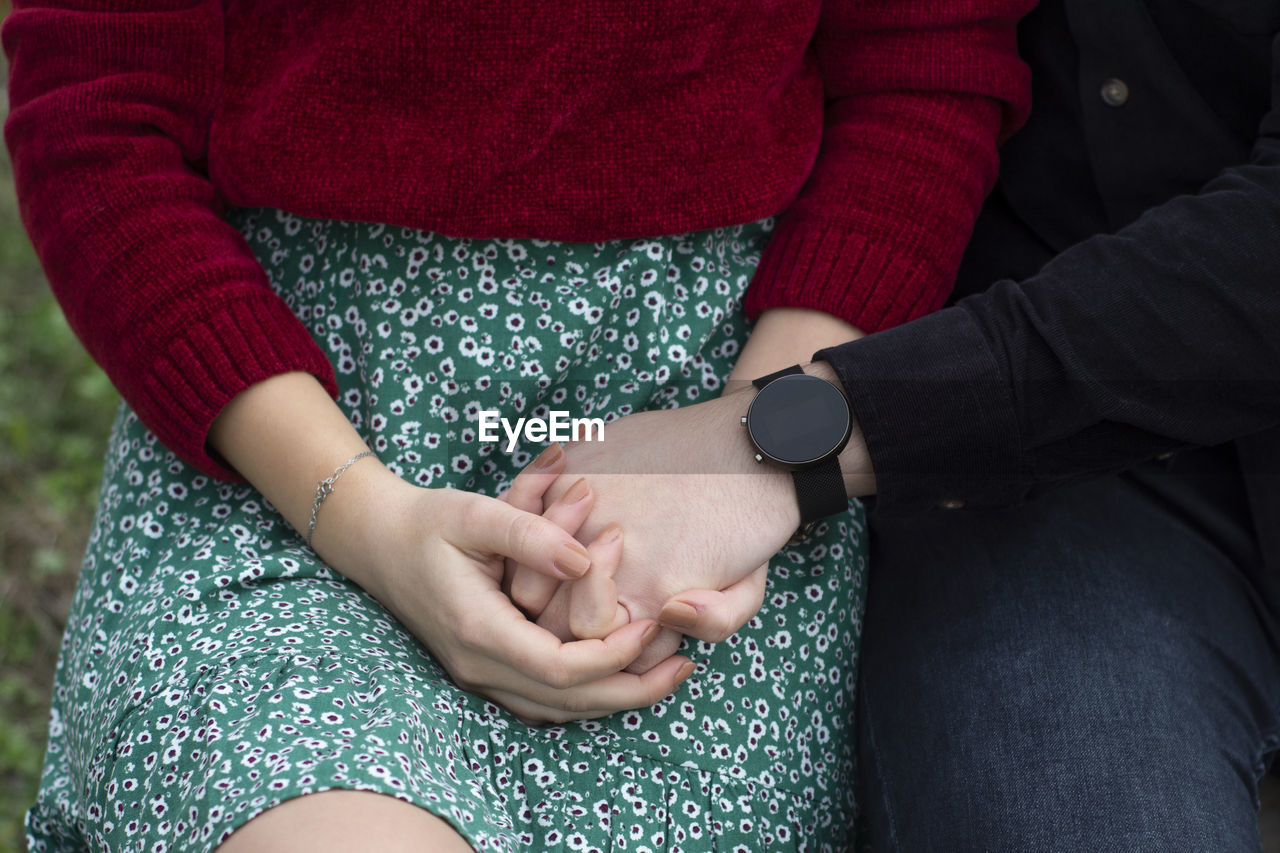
[611,394,801,543]
[726,308,864,385]
[727,360,876,536]
[709,389,804,537]
[307,458,417,590]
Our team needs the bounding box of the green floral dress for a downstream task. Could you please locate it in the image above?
[25,209,867,852]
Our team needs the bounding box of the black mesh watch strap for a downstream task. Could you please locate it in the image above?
[790,460,848,541]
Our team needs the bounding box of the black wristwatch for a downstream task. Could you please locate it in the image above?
[741,365,852,542]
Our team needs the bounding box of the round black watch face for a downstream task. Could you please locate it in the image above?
[746,374,852,468]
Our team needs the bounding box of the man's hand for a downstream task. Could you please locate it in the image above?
[502,384,845,670]
[350,448,694,722]
[503,356,876,672]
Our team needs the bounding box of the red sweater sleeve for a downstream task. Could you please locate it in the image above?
[3,0,337,480]
[744,0,1033,333]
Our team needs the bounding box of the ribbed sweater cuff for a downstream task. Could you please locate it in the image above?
[132,292,339,481]
[744,220,950,334]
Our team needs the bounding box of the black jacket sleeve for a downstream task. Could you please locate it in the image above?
[816,34,1280,515]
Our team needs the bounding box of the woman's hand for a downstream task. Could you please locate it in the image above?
[209,372,693,722]
[342,453,694,723]
[505,392,806,672]
[498,445,632,640]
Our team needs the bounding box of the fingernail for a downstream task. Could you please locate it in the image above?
[598,522,622,544]
[675,661,696,685]
[533,443,564,469]
[659,600,698,630]
[641,622,661,645]
[561,477,590,504]
[553,541,591,578]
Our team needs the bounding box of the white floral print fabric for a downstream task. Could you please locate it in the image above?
[25,209,866,852]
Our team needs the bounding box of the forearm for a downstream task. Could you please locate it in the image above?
[727,307,864,385]
[207,371,401,588]
[4,2,338,479]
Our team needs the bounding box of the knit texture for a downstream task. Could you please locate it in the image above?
[3,0,1030,479]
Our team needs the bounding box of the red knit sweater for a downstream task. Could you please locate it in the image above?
[4,1,1030,479]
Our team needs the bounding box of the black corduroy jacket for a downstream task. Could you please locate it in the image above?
[817,0,1280,571]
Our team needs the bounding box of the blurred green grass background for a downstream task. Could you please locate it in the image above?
[0,40,120,851]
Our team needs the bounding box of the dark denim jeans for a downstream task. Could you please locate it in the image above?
[857,446,1280,851]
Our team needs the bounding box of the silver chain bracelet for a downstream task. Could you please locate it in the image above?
[306,450,375,549]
